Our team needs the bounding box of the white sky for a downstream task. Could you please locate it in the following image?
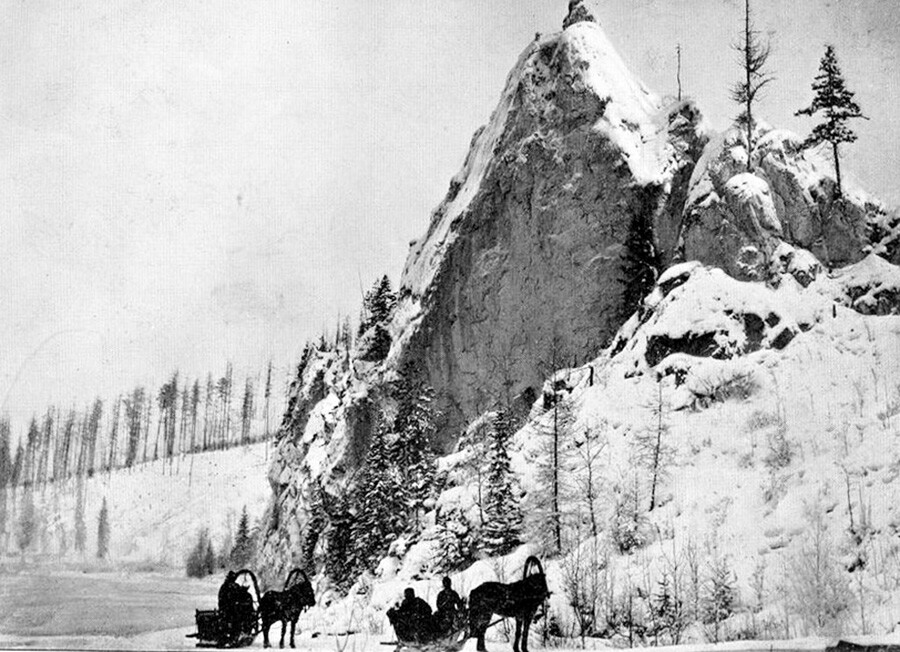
[1,0,898,434]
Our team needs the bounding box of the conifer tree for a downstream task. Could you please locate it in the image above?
[230,506,254,568]
[481,408,523,557]
[0,418,10,549]
[633,382,673,512]
[702,552,737,643]
[391,378,438,533]
[17,489,36,558]
[358,276,396,360]
[351,422,403,571]
[74,480,86,553]
[731,0,773,171]
[620,185,663,320]
[186,529,211,577]
[97,497,110,559]
[240,378,254,446]
[204,536,216,575]
[796,45,866,198]
[124,387,145,469]
[324,489,355,591]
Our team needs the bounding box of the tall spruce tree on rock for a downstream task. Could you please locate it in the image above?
[351,421,403,571]
[796,45,866,198]
[481,408,523,557]
[620,185,663,320]
[358,275,396,361]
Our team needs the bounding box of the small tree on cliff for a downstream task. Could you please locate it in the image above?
[481,408,523,556]
[795,45,867,198]
[731,0,773,171]
[620,185,663,320]
[358,276,396,360]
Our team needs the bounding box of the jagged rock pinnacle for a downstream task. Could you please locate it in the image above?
[563,0,599,29]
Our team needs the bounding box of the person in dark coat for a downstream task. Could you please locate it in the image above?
[435,577,464,635]
[390,587,433,643]
[218,570,252,644]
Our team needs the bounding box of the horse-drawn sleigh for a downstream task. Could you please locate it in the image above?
[387,556,550,652]
[187,567,316,648]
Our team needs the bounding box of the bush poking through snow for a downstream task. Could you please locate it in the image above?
[608,474,648,554]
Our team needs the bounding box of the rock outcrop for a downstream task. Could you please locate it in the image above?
[680,127,888,280]
[258,6,895,583]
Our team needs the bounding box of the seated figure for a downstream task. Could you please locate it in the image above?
[388,587,434,643]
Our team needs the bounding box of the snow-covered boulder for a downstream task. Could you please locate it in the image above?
[831,253,900,315]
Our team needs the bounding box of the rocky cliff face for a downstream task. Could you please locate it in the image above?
[258,4,892,582]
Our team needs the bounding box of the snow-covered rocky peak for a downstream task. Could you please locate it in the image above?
[563,0,600,29]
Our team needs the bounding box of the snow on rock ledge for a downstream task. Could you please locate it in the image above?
[612,265,817,372]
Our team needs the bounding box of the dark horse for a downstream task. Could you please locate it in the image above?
[468,557,550,652]
[259,568,316,648]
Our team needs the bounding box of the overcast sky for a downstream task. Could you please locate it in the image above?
[1,0,897,433]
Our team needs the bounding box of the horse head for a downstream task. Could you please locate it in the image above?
[287,569,316,608]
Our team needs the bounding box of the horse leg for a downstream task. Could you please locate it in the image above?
[290,618,297,648]
[513,617,522,652]
[262,621,271,648]
[476,628,487,652]
[279,619,287,648]
[521,613,531,652]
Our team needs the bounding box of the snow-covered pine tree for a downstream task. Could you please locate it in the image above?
[324,488,355,591]
[731,0,773,171]
[97,497,110,560]
[481,408,523,557]
[391,377,438,534]
[796,45,867,198]
[230,505,254,568]
[702,551,737,643]
[429,508,474,574]
[358,276,396,360]
[650,569,686,645]
[350,421,403,571]
[620,184,663,320]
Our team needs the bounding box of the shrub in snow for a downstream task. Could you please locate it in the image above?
[787,507,851,635]
[608,475,648,555]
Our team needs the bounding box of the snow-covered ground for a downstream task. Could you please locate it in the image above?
[3,442,273,567]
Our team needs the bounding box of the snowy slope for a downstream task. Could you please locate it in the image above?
[4,443,272,567]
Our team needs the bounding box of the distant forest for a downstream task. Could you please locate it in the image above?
[0,361,285,489]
